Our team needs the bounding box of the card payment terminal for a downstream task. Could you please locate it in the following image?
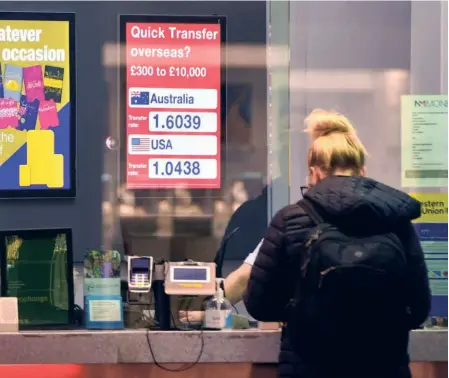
[128,256,153,293]
[164,261,216,296]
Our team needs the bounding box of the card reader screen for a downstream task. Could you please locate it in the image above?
[130,258,150,273]
[172,267,208,282]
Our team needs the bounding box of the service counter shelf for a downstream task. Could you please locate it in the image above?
[0,329,446,364]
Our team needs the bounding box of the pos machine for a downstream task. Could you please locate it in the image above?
[128,256,153,293]
[165,261,216,296]
[126,257,216,330]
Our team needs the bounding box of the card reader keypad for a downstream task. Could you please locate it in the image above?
[131,273,149,287]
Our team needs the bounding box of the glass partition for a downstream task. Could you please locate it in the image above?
[0,0,445,335]
[267,0,290,215]
[287,1,448,325]
[101,3,279,321]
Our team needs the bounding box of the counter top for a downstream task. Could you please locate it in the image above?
[0,329,446,364]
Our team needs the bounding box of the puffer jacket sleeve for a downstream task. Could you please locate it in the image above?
[397,221,431,328]
[243,208,290,322]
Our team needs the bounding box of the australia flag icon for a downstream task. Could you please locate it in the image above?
[130,90,150,105]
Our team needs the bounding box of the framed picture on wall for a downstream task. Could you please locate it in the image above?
[0,228,75,329]
[0,12,76,198]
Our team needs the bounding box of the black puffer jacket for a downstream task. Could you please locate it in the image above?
[244,176,431,378]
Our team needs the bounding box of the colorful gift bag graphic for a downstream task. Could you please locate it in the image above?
[38,100,59,129]
[18,95,39,131]
[0,65,4,98]
[44,65,64,103]
[4,65,23,102]
[23,65,45,102]
[0,98,19,129]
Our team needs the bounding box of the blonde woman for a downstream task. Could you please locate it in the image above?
[244,110,430,378]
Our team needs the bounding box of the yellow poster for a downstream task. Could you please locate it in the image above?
[0,17,73,191]
[410,193,448,223]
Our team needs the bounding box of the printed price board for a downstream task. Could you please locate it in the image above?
[122,15,225,189]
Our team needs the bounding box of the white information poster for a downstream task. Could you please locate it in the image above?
[401,95,448,188]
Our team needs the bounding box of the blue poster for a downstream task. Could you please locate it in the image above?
[414,223,448,317]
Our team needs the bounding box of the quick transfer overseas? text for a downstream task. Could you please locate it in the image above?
[130,25,219,40]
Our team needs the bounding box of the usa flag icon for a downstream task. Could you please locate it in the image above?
[128,135,151,155]
[131,136,150,152]
[129,89,150,106]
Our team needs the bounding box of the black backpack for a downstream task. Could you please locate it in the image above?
[286,199,409,367]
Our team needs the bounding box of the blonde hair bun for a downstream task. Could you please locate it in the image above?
[305,109,356,140]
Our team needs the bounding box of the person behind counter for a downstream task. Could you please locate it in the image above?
[244,109,431,378]
[179,240,261,322]
[178,174,273,323]
[178,174,285,322]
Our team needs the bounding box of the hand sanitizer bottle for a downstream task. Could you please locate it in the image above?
[203,279,232,330]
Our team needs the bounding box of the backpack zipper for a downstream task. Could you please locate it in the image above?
[305,230,321,248]
[318,266,337,288]
[318,265,387,288]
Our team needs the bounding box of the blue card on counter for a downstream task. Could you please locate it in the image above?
[84,295,124,329]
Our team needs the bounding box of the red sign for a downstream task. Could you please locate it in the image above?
[0,365,82,378]
[125,22,222,189]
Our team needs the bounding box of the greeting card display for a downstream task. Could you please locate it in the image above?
[0,12,76,197]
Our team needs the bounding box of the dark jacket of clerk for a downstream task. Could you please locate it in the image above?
[243,110,431,378]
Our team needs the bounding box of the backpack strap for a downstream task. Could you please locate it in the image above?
[287,199,325,311]
[293,199,333,295]
[297,198,325,226]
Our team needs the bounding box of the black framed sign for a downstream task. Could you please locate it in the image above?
[0,228,75,329]
[0,12,76,198]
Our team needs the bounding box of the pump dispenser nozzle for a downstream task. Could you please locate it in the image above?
[203,278,232,330]
[216,278,225,303]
